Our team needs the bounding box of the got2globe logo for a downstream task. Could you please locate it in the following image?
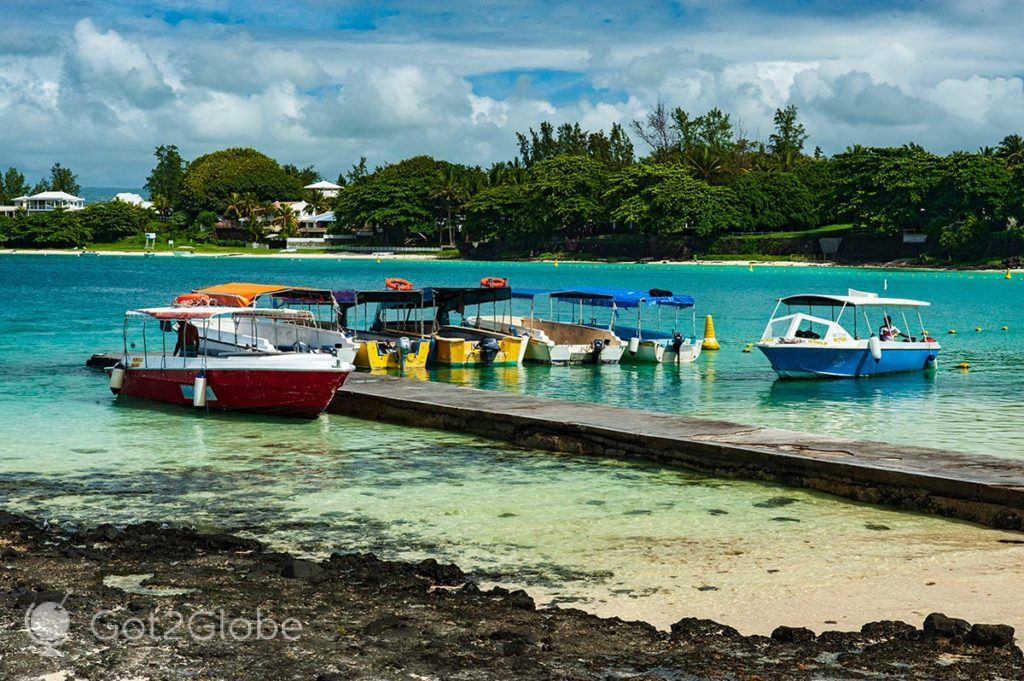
[25,599,71,650]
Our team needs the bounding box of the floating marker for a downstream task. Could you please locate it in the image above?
[1003,326,1009,331]
[554,259,559,267]
[883,278,888,291]
[975,327,983,332]
[702,315,720,351]
[1007,269,1013,280]
[748,262,753,272]
[948,329,956,334]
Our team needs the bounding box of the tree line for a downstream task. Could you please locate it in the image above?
[3,103,1024,260]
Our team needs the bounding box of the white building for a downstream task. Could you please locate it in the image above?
[303,180,342,199]
[114,192,154,209]
[13,191,85,213]
[298,211,336,236]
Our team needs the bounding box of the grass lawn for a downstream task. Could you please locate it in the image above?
[727,223,854,240]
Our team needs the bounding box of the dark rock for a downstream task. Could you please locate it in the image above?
[864,523,890,531]
[503,639,529,656]
[316,673,349,681]
[670,618,741,640]
[923,613,971,640]
[753,496,797,508]
[458,581,481,595]
[695,585,718,592]
[281,558,325,582]
[860,620,917,641]
[771,626,816,644]
[127,599,154,614]
[992,510,1023,531]
[502,589,535,610]
[15,590,65,608]
[414,558,465,585]
[363,614,410,637]
[966,623,1015,647]
[91,523,122,542]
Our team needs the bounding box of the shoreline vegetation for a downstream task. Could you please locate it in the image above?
[4,105,1024,268]
[1,510,1020,679]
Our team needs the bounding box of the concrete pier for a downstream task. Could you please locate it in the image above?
[331,374,1024,531]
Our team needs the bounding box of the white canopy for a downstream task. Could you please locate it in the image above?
[126,306,316,320]
[779,292,930,308]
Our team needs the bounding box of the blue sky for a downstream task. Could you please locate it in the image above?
[1,1,1023,187]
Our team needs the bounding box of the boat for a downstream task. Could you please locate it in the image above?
[333,288,431,371]
[371,280,525,367]
[469,289,625,364]
[108,306,353,417]
[756,290,940,378]
[588,288,703,364]
[173,283,359,365]
[173,246,196,257]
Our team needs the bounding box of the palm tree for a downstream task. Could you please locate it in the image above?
[151,194,172,219]
[222,192,245,226]
[997,134,1024,166]
[273,204,300,239]
[305,190,331,215]
[431,169,467,247]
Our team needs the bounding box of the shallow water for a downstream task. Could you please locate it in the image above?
[1,254,1022,633]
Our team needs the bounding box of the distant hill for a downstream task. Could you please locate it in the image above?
[80,186,148,204]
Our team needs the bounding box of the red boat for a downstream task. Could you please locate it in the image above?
[109,307,353,418]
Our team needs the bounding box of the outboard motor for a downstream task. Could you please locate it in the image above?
[672,332,684,355]
[397,336,412,354]
[477,337,501,365]
[591,338,605,363]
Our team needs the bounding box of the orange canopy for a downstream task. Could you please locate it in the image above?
[192,282,292,307]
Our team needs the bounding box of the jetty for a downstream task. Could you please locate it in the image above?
[332,374,1024,531]
[85,354,1024,530]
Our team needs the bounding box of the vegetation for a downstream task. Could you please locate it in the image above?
[4,101,1024,263]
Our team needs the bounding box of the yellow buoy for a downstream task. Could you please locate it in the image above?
[975,327,983,332]
[702,315,720,351]
[1003,326,1009,331]
[554,259,559,267]
[947,329,956,334]
[1007,269,1013,280]
[958,362,970,371]
[376,256,381,263]
[748,262,754,272]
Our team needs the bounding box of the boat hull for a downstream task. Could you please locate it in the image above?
[114,367,349,418]
[621,338,702,364]
[354,339,430,370]
[758,343,939,379]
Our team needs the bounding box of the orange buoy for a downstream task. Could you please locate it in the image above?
[385,277,414,291]
[479,276,508,289]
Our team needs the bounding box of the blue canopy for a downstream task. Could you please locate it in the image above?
[547,287,695,309]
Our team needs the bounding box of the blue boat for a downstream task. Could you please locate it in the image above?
[551,287,703,364]
[756,290,940,378]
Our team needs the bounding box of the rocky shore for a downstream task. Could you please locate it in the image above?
[0,511,1020,680]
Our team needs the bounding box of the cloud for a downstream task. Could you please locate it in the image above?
[0,3,1023,185]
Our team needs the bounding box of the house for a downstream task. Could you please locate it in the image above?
[0,205,18,217]
[303,180,342,199]
[13,191,85,213]
[114,192,154,209]
[298,211,336,237]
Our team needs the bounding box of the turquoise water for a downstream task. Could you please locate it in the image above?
[4,254,1017,455]
[1,254,1022,632]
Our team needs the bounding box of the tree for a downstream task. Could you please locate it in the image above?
[997,134,1024,167]
[346,157,369,185]
[1,167,28,202]
[431,167,468,246]
[528,155,608,236]
[273,203,300,238]
[150,194,172,218]
[47,163,80,195]
[283,163,319,187]
[727,171,817,231]
[145,145,186,204]
[768,105,808,160]
[305,190,331,215]
[178,148,302,214]
[631,100,680,162]
[80,200,151,242]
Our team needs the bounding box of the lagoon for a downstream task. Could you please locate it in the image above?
[1,253,1023,633]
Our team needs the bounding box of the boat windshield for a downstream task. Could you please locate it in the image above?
[769,291,931,342]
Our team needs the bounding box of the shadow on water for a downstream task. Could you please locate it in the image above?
[763,371,939,408]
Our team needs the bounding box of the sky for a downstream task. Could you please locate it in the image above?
[1,0,1023,187]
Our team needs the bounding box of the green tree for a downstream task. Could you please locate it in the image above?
[996,134,1024,167]
[81,200,151,242]
[528,155,608,236]
[283,164,319,187]
[145,145,186,204]
[727,171,817,231]
[1,167,28,202]
[768,105,808,161]
[178,148,301,214]
[48,163,80,195]
[273,203,300,238]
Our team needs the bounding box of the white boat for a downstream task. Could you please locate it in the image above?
[756,289,941,378]
[109,307,353,418]
[172,246,196,257]
[173,283,358,365]
[582,288,703,365]
[469,289,624,364]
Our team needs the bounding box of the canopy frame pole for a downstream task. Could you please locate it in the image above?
[899,308,911,340]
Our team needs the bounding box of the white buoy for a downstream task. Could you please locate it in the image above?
[109,365,125,392]
[868,335,882,362]
[193,372,207,407]
[628,336,640,355]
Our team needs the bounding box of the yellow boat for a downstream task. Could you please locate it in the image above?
[353,338,431,370]
[336,288,432,372]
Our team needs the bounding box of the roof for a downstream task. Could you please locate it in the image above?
[547,287,695,309]
[304,180,342,190]
[432,286,512,312]
[186,282,336,307]
[333,289,431,307]
[127,306,315,321]
[300,211,335,223]
[779,290,930,308]
[15,191,84,202]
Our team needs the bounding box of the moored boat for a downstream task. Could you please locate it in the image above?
[756,290,940,378]
[469,289,624,364]
[333,288,431,371]
[109,306,353,417]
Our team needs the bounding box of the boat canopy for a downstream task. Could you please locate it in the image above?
[779,291,929,308]
[128,306,316,321]
[549,287,695,309]
[332,289,431,307]
[432,286,511,313]
[190,282,290,307]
